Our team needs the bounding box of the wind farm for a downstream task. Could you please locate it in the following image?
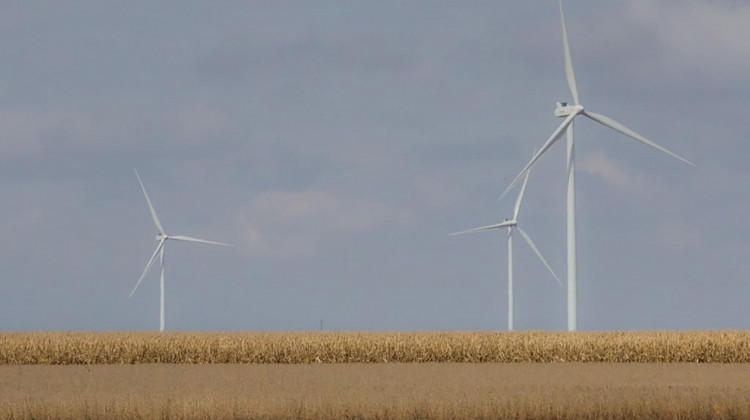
[0,1,746,419]
[496,0,693,332]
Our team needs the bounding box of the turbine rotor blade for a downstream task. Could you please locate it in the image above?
[134,169,166,234]
[559,0,580,105]
[169,235,233,247]
[499,110,581,201]
[516,226,563,288]
[129,239,166,298]
[582,111,694,166]
[513,150,536,221]
[450,221,515,236]
[513,171,530,221]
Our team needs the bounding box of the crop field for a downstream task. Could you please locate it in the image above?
[3,363,750,420]
[4,332,750,419]
[1,331,750,364]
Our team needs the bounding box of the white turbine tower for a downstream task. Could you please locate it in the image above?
[452,167,562,331]
[130,169,232,332]
[499,0,693,331]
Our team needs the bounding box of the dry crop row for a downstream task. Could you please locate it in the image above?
[1,331,749,364]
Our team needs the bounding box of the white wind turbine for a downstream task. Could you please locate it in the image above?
[499,0,693,331]
[452,166,562,331]
[130,169,232,332]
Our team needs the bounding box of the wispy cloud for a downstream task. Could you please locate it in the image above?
[627,0,750,77]
[0,108,96,158]
[581,151,657,197]
[237,190,411,259]
[652,220,700,252]
[174,102,230,141]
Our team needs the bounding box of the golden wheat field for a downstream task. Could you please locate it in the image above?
[3,363,750,420]
[1,331,750,364]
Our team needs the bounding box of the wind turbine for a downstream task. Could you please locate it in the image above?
[452,167,562,331]
[130,169,232,332]
[499,1,693,331]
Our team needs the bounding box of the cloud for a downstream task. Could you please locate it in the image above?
[237,190,411,259]
[0,108,96,158]
[626,0,750,78]
[0,102,238,164]
[581,151,656,197]
[174,102,230,140]
[652,220,700,252]
[194,29,417,86]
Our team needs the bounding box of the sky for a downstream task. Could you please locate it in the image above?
[1,1,748,331]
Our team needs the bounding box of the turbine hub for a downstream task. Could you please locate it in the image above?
[554,102,582,117]
[156,233,167,242]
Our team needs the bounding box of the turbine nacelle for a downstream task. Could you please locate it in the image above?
[156,233,168,242]
[555,102,583,117]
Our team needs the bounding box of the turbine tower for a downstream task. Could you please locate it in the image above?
[452,167,562,331]
[499,1,692,331]
[130,169,232,332]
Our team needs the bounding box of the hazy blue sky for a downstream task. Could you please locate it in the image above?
[1,1,748,331]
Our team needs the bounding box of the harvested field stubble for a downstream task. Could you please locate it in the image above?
[2,364,750,420]
[1,331,750,364]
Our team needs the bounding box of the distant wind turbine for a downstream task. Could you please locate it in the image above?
[130,169,232,332]
[498,0,693,331]
[452,166,562,331]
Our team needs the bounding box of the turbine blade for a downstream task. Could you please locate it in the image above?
[169,235,233,247]
[559,0,579,105]
[499,111,580,201]
[134,169,166,234]
[129,239,165,298]
[516,226,563,288]
[582,111,694,166]
[512,155,534,221]
[450,221,515,236]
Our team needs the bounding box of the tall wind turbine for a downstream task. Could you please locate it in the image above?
[452,168,562,331]
[130,169,232,332]
[499,1,693,331]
